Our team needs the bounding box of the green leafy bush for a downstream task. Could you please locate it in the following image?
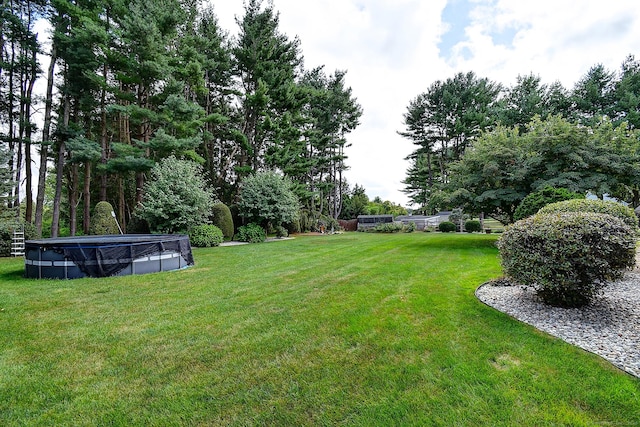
[189,225,224,247]
[538,199,638,233]
[89,201,120,235]
[136,156,216,234]
[275,225,289,238]
[211,203,234,241]
[235,223,266,243]
[318,215,340,233]
[464,220,482,233]
[438,221,456,233]
[404,222,416,233]
[299,210,313,233]
[497,212,636,307]
[513,186,584,221]
[238,171,300,229]
[371,221,404,233]
[0,220,37,257]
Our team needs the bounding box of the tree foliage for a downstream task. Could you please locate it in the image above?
[400,72,501,209]
[136,156,216,233]
[238,171,300,229]
[447,116,636,223]
[513,186,584,221]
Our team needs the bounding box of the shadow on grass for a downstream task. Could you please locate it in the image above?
[0,266,26,282]
[406,233,499,252]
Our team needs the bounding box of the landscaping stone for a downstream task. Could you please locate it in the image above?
[476,272,640,378]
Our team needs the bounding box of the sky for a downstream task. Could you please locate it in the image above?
[207,0,640,207]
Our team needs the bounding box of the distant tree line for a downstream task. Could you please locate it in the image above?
[0,0,363,236]
[401,58,640,222]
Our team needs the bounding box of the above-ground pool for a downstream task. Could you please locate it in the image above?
[24,234,194,279]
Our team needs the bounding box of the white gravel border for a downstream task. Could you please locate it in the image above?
[476,272,640,378]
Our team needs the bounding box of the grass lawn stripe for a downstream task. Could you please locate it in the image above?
[0,232,638,426]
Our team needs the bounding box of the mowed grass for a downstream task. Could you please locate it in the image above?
[0,233,638,426]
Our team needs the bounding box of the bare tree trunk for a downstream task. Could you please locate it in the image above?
[69,163,78,236]
[51,93,70,238]
[35,41,57,236]
[118,176,126,232]
[99,63,108,201]
[83,162,91,234]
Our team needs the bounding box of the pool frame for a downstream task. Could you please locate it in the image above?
[24,234,194,279]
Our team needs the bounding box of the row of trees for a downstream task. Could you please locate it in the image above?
[1,0,362,236]
[401,57,640,221]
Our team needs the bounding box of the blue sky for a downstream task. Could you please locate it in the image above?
[211,0,640,206]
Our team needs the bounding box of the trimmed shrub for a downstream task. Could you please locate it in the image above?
[189,225,224,247]
[497,212,636,307]
[371,221,404,233]
[89,201,120,235]
[513,186,584,221]
[464,220,482,233]
[235,223,266,243]
[211,203,234,241]
[438,221,456,233]
[538,199,638,233]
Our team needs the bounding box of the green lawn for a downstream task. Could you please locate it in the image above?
[1,232,638,426]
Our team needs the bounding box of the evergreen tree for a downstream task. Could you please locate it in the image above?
[233,0,302,175]
[400,72,500,210]
[0,0,45,220]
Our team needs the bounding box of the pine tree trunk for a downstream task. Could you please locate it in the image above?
[83,162,91,234]
[51,93,70,238]
[69,163,78,236]
[35,41,57,236]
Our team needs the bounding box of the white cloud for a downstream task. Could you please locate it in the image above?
[210,0,640,207]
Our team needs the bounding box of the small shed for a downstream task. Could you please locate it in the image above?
[357,215,394,231]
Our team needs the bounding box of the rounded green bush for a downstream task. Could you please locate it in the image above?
[89,201,120,235]
[211,203,234,241]
[538,199,638,233]
[404,222,416,233]
[438,221,456,233]
[513,186,584,221]
[235,223,266,243]
[464,220,482,233]
[189,224,224,247]
[497,212,636,307]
